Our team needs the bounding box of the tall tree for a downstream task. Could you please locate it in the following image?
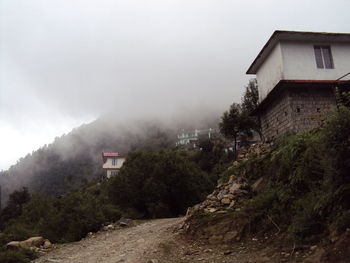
[219,103,244,155]
[241,79,262,139]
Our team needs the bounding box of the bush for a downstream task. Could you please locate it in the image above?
[2,183,122,244]
[242,106,350,241]
[0,249,37,263]
[108,150,214,218]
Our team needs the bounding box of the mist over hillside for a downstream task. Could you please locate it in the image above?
[0,109,221,205]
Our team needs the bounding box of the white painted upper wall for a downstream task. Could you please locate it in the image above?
[281,41,350,81]
[102,157,126,169]
[256,43,283,102]
[255,40,350,102]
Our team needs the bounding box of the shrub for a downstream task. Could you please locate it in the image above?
[241,106,350,241]
[0,249,37,263]
[108,150,214,218]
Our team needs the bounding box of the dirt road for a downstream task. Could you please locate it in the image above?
[34,218,182,263]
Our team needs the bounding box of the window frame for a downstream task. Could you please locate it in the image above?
[314,45,334,69]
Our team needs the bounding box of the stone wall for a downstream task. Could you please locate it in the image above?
[260,87,336,141]
[260,90,294,141]
[289,87,336,133]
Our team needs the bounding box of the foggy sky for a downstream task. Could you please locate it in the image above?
[1,0,349,170]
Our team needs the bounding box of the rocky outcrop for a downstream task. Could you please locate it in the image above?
[181,143,272,244]
[6,236,53,250]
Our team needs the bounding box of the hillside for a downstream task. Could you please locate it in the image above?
[1,104,349,263]
[181,106,350,263]
[0,113,219,205]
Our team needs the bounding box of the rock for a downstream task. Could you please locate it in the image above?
[19,236,45,249]
[217,190,228,200]
[221,198,231,205]
[207,194,217,201]
[147,259,159,263]
[103,224,114,231]
[186,204,200,216]
[223,230,240,242]
[310,245,318,251]
[46,258,63,262]
[223,194,234,200]
[117,217,136,227]
[6,241,20,249]
[229,183,241,194]
[43,239,53,249]
[228,200,236,209]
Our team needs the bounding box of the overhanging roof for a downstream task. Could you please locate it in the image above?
[246,30,350,74]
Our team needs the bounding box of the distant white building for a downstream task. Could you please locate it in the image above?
[102,152,126,179]
[176,128,216,148]
[247,30,350,141]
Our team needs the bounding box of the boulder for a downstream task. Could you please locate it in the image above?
[221,198,231,205]
[217,190,228,200]
[43,239,53,249]
[223,194,234,200]
[117,217,136,227]
[229,183,241,194]
[6,237,51,250]
[102,224,115,231]
[6,241,20,249]
[19,236,45,249]
[228,200,236,209]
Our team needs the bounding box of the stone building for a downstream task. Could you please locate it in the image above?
[247,30,350,141]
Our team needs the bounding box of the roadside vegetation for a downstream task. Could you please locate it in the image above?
[242,105,350,242]
[0,146,231,262]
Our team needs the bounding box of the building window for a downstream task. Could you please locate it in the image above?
[112,158,116,166]
[314,46,333,69]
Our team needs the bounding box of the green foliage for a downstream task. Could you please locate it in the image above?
[192,139,233,181]
[108,150,214,218]
[241,79,262,139]
[336,88,350,107]
[219,103,244,141]
[1,182,121,245]
[242,106,350,242]
[335,210,350,232]
[0,249,37,263]
[0,187,31,229]
[220,79,261,151]
[219,165,242,184]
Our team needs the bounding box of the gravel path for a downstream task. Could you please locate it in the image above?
[34,218,182,263]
